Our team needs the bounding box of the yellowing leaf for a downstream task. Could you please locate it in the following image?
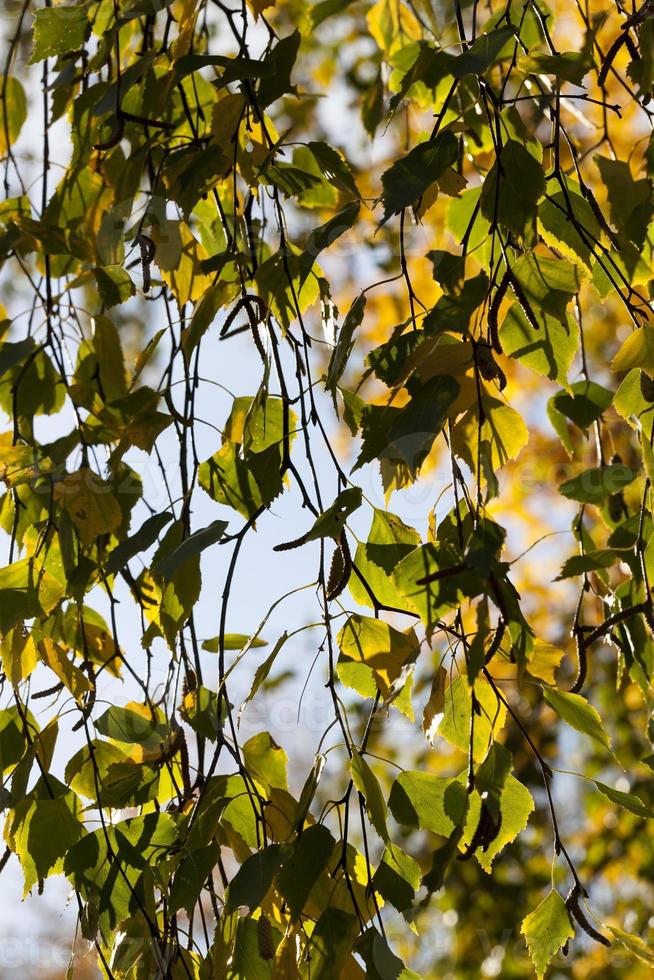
[611,325,654,378]
[543,687,611,750]
[351,752,389,842]
[37,637,91,704]
[0,441,52,488]
[154,221,213,306]
[54,469,122,546]
[521,890,574,979]
[437,675,507,762]
[609,926,654,967]
[452,398,529,477]
[337,614,419,699]
[0,77,27,155]
[462,774,534,870]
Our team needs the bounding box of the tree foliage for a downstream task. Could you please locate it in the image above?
[2,0,654,976]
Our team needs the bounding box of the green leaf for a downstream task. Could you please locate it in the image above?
[372,842,421,912]
[0,706,31,774]
[29,6,89,64]
[92,315,128,402]
[593,779,654,818]
[275,824,335,921]
[559,464,637,504]
[452,398,529,480]
[351,751,389,842]
[306,909,361,980]
[510,253,580,321]
[0,558,65,633]
[94,266,136,308]
[389,770,467,836]
[614,368,654,440]
[5,776,84,896]
[521,890,574,980]
[380,131,458,222]
[238,632,292,719]
[355,927,421,980]
[64,812,178,933]
[274,487,362,550]
[203,633,268,652]
[105,512,173,575]
[547,381,613,455]
[311,0,357,28]
[596,156,654,248]
[182,282,226,355]
[422,274,489,334]
[453,24,515,76]
[349,508,420,611]
[169,842,220,916]
[95,703,168,748]
[200,441,273,518]
[180,686,224,741]
[521,39,593,83]
[612,325,654,377]
[537,181,601,269]
[225,844,288,913]
[0,337,36,379]
[543,687,611,750]
[555,550,617,580]
[480,140,545,235]
[500,303,578,386]
[255,247,321,330]
[437,675,507,763]
[326,292,366,398]
[392,541,482,629]
[152,519,228,580]
[306,141,359,199]
[354,375,460,474]
[257,30,301,108]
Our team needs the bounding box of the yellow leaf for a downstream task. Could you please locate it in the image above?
[172,0,199,57]
[1,628,36,686]
[247,0,276,17]
[525,640,565,685]
[153,221,214,306]
[367,0,421,56]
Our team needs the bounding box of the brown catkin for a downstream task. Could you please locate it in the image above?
[487,272,509,353]
[565,886,611,947]
[257,914,275,960]
[326,532,352,601]
[327,545,344,597]
[508,270,541,331]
